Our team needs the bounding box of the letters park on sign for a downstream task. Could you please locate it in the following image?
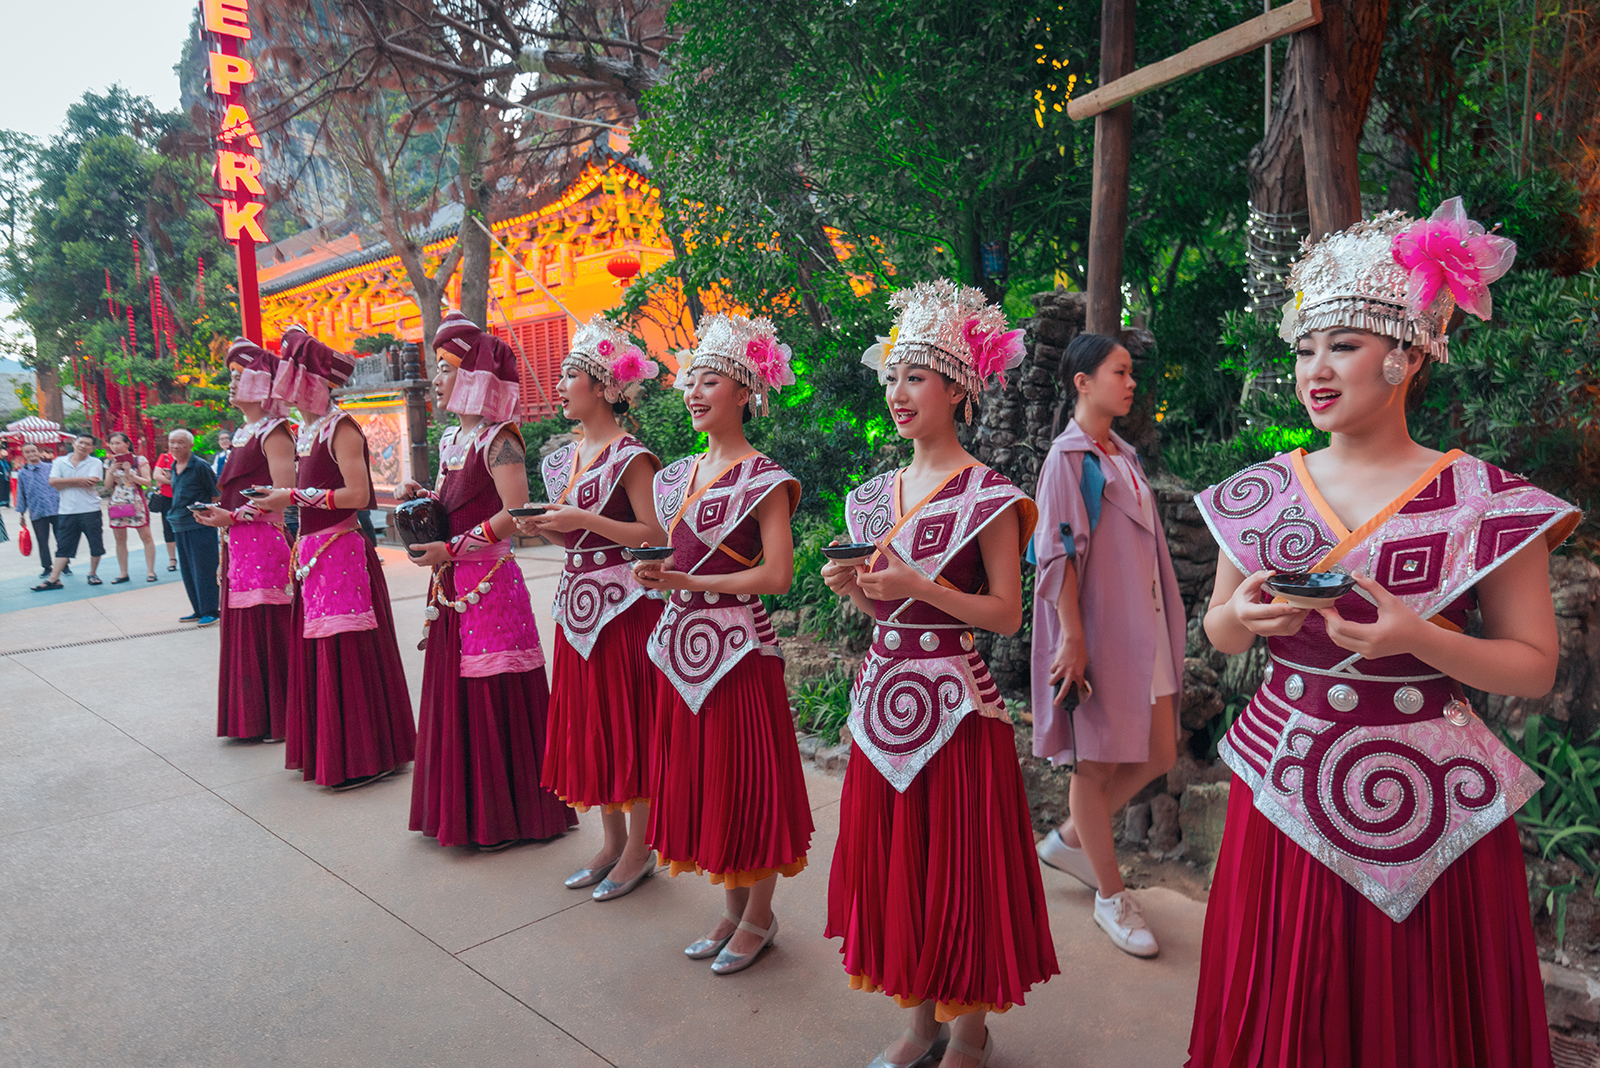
[200,0,266,341]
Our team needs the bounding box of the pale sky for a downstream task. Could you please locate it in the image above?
[0,0,195,140]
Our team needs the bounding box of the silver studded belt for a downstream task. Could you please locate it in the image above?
[1263,657,1470,727]
[871,623,976,658]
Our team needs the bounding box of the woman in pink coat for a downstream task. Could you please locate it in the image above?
[1029,332,1185,957]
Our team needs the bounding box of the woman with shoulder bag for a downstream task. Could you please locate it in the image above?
[104,431,158,583]
[1029,332,1185,959]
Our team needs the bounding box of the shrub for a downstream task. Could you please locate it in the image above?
[790,666,856,745]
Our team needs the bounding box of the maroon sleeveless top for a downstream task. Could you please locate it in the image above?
[218,420,290,510]
[297,414,374,536]
[440,424,517,537]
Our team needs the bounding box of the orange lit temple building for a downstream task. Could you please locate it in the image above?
[258,153,679,425]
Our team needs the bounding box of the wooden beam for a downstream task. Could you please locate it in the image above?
[1086,0,1136,336]
[1067,0,1322,120]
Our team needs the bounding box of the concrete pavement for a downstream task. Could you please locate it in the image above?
[0,526,1205,1068]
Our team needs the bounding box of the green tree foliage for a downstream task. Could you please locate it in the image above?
[1,87,239,437]
[631,0,1268,513]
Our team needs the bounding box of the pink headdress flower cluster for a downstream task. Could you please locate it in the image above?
[1390,196,1518,322]
[564,317,660,402]
[609,344,658,386]
[962,319,1026,389]
[746,335,796,389]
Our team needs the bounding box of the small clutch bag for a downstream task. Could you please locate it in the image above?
[392,496,448,548]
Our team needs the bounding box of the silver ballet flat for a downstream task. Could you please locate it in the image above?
[865,1024,949,1068]
[684,908,741,959]
[564,859,618,889]
[710,916,778,976]
[592,851,657,901]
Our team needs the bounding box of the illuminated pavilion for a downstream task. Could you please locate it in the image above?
[258,149,680,426]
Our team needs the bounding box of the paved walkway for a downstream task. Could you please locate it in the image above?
[0,520,1205,1068]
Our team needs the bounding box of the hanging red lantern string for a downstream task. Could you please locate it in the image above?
[163,287,178,362]
[140,385,155,458]
[149,276,162,362]
[127,307,137,357]
[132,236,141,285]
[196,254,205,311]
[105,269,115,319]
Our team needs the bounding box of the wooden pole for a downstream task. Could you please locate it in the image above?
[1296,0,1362,239]
[1086,0,1136,337]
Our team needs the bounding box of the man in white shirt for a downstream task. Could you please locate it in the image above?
[33,432,105,591]
[212,428,231,478]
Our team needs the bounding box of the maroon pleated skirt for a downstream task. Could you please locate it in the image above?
[284,540,417,785]
[216,565,292,741]
[826,713,1059,1022]
[409,607,576,847]
[1187,778,1552,1068]
[542,596,664,813]
[648,651,813,887]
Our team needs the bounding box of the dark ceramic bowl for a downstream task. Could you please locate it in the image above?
[393,496,448,549]
[821,542,876,561]
[1265,570,1357,609]
[626,546,675,561]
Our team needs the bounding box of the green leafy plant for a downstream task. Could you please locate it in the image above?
[790,666,856,745]
[767,514,874,647]
[1502,716,1600,889]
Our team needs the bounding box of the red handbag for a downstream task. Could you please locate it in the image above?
[18,524,31,556]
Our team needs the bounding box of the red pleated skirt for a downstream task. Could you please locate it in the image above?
[826,713,1059,1022]
[284,540,417,786]
[1187,778,1552,1068]
[216,564,292,741]
[409,608,576,847]
[542,596,664,813]
[648,651,814,887]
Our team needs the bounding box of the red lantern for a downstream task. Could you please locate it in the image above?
[605,251,641,281]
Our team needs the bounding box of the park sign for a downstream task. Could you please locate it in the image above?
[201,0,266,343]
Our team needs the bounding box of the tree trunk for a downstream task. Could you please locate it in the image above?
[1086,0,1135,336]
[456,108,492,330]
[36,364,63,424]
[1295,0,1388,240]
[1248,45,1308,222]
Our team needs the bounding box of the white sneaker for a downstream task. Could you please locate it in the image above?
[1036,827,1100,890]
[1094,890,1159,958]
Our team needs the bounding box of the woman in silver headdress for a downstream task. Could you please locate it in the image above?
[631,312,813,977]
[1187,199,1563,1067]
[824,280,1057,1068]
[518,316,667,898]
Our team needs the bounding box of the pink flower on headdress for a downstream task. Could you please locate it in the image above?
[1391,197,1517,321]
[746,335,796,389]
[596,339,616,357]
[609,345,659,385]
[962,318,1027,388]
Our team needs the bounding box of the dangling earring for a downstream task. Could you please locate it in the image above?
[1382,348,1408,386]
[963,394,975,425]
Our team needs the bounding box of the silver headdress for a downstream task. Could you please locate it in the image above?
[1278,197,1517,363]
[564,315,659,403]
[860,279,1025,421]
[673,312,796,417]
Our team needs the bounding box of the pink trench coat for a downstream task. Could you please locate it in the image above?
[1029,421,1185,765]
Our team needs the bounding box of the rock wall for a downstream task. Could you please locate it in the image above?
[1473,555,1600,739]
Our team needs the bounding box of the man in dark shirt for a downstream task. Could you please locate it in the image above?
[167,429,221,624]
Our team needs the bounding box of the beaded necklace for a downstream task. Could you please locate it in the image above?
[417,555,511,649]
[290,526,354,583]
